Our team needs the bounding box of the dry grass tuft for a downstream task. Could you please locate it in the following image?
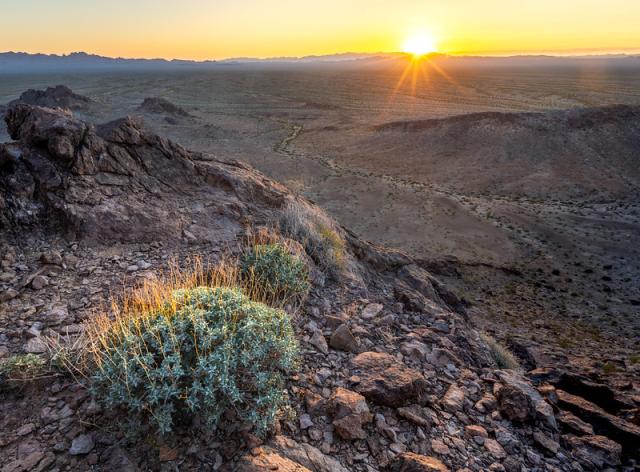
[279,200,346,278]
[479,332,521,370]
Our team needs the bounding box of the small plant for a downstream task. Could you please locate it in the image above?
[479,332,521,370]
[602,361,620,375]
[90,286,299,436]
[280,201,346,278]
[241,243,309,302]
[0,353,46,382]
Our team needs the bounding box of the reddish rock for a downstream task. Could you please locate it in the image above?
[236,448,311,471]
[388,452,450,472]
[557,389,640,450]
[328,387,372,440]
[350,352,427,407]
[442,384,465,412]
[557,410,594,436]
[483,438,507,460]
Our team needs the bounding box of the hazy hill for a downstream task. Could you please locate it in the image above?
[2,50,639,73]
[313,105,640,200]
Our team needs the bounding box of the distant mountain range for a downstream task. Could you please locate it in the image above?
[1,50,639,72]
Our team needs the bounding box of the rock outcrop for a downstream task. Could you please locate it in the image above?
[5,85,91,111]
[137,97,191,118]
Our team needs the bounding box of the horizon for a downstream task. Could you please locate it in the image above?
[2,0,640,61]
[4,48,640,64]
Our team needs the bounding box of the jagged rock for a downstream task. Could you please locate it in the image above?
[464,425,488,445]
[350,352,428,407]
[556,389,640,452]
[555,371,635,412]
[309,329,329,354]
[100,446,139,472]
[1,104,291,244]
[563,434,622,469]
[397,405,431,427]
[557,410,594,436]
[387,452,449,472]
[426,348,461,368]
[495,370,557,431]
[442,384,465,412]
[400,340,430,361]
[6,85,90,110]
[236,448,311,471]
[397,264,441,303]
[270,436,349,472]
[483,438,507,460]
[69,434,94,455]
[474,392,497,413]
[328,387,372,440]
[533,430,560,455]
[361,303,383,319]
[329,324,359,353]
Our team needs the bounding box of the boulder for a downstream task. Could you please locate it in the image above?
[328,387,372,440]
[563,434,622,469]
[329,324,359,353]
[442,384,465,412]
[495,370,557,431]
[350,352,428,407]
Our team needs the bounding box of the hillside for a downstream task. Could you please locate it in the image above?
[1,101,639,471]
[303,105,640,200]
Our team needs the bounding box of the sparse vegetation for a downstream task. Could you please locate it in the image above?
[82,259,299,436]
[602,361,620,375]
[280,201,346,278]
[479,332,521,370]
[241,243,309,302]
[0,353,47,383]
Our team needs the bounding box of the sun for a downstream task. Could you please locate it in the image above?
[402,33,438,58]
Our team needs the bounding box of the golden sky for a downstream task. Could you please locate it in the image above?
[2,0,640,59]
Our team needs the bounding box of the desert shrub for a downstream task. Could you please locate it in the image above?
[479,333,521,370]
[280,201,346,278]
[0,353,46,382]
[90,286,299,436]
[241,243,309,302]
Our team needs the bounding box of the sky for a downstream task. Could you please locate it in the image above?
[2,0,640,60]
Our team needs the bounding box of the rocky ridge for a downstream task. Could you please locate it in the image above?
[5,85,91,112]
[0,101,639,471]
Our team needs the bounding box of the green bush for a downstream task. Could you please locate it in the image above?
[241,243,309,301]
[91,286,299,436]
[0,354,46,382]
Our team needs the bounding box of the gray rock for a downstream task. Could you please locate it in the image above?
[69,434,94,455]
